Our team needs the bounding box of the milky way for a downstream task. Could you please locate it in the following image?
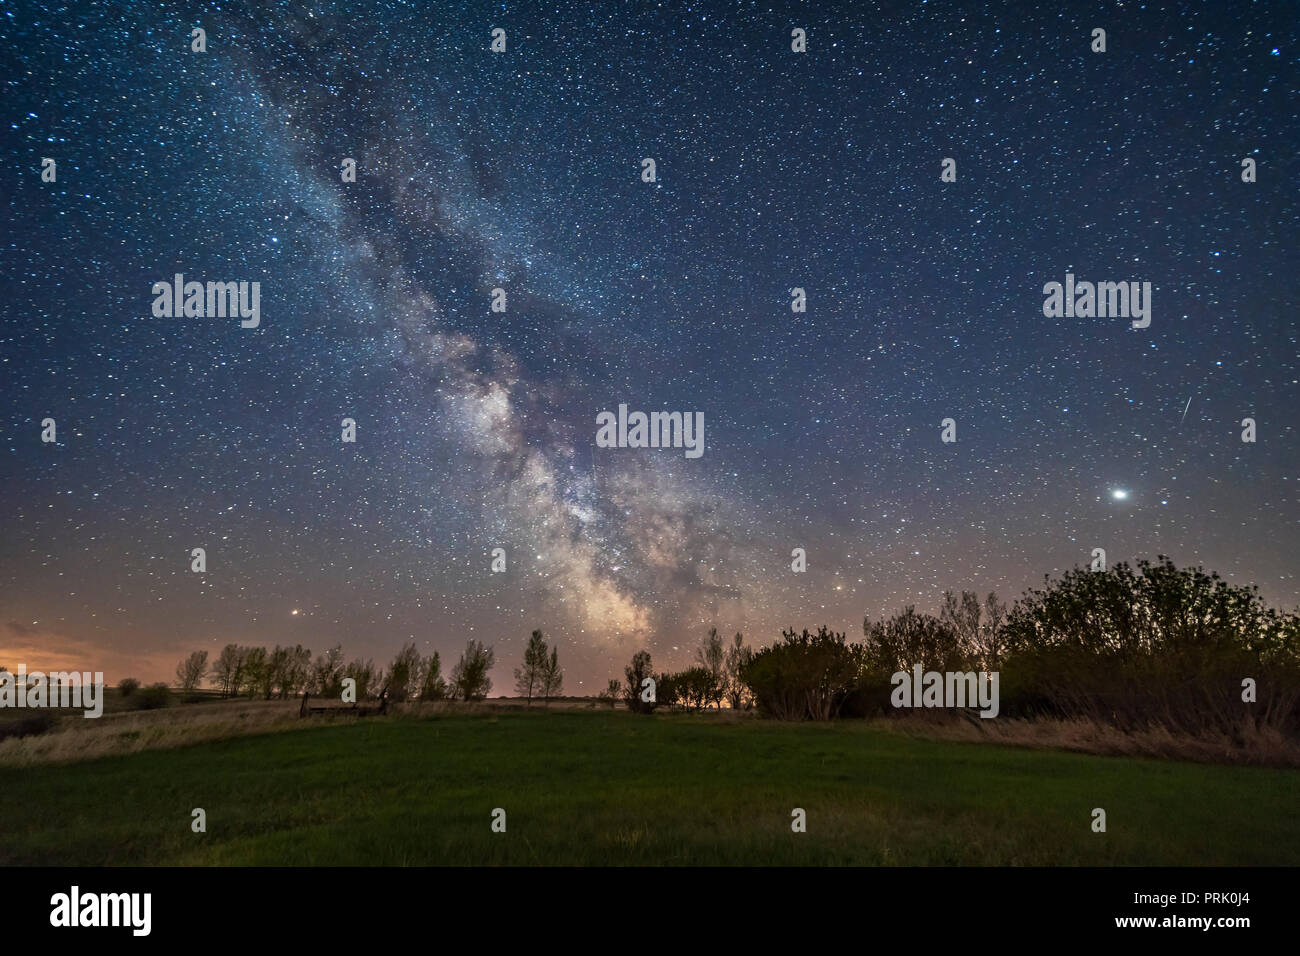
[1,2,1296,690]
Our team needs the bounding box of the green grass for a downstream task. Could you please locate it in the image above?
[2,708,1296,865]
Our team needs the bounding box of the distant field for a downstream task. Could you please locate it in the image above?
[1,707,1296,865]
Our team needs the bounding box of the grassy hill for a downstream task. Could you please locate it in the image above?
[1,707,1296,865]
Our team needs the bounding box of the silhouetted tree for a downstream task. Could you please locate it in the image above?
[420,651,448,700]
[240,647,268,698]
[211,644,241,697]
[696,628,726,708]
[655,672,681,710]
[676,666,715,712]
[263,646,290,699]
[284,645,312,698]
[174,650,208,692]
[541,646,564,704]
[387,642,422,702]
[862,607,968,678]
[344,656,379,700]
[311,645,346,697]
[229,646,252,698]
[724,632,751,709]
[623,651,656,714]
[450,640,495,701]
[514,630,548,703]
[980,593,1008,671]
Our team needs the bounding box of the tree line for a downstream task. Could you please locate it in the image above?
[611,558,1300,737]
[174,638,498,702]
[163,557,1299,738]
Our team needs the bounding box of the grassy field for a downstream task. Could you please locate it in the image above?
[1,706,1296,865]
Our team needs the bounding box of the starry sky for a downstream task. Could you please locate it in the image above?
[1,1,1296,690]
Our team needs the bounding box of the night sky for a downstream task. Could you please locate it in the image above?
[1,1,1296,690]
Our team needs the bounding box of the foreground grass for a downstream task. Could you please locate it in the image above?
[1,707,1296,865]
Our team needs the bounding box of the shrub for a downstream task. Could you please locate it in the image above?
[653,672,680,710]
[623,651,657,713]
[674,667,716,712]
[861,606,971,678]
[999,557,1300,736]
[596,678,621,709]
[740,626,863,721]
[133,683,172,710]
[850,607,975,718]
[0,712,55,741]
[117,677,141,697]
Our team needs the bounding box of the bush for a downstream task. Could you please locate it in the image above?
[596,678,622,709]
[674,667,716,712]
[653,672,680,710]
[117,677,141,697]
[133,683,172,710]
[691,558,1300,737]
[0,712,55,741]
[623,651,657,713]
[999,557,1300,735]
[740,626,863,721]
[849,606,976,718]
[861,606,971,678]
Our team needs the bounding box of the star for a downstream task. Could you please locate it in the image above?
[1,1,1294,688]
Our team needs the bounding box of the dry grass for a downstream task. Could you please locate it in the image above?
[0,698,553,766]
[870,711,1300,767]
[0,699,315,766]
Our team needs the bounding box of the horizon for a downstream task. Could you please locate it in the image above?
[3,551,1295,688]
